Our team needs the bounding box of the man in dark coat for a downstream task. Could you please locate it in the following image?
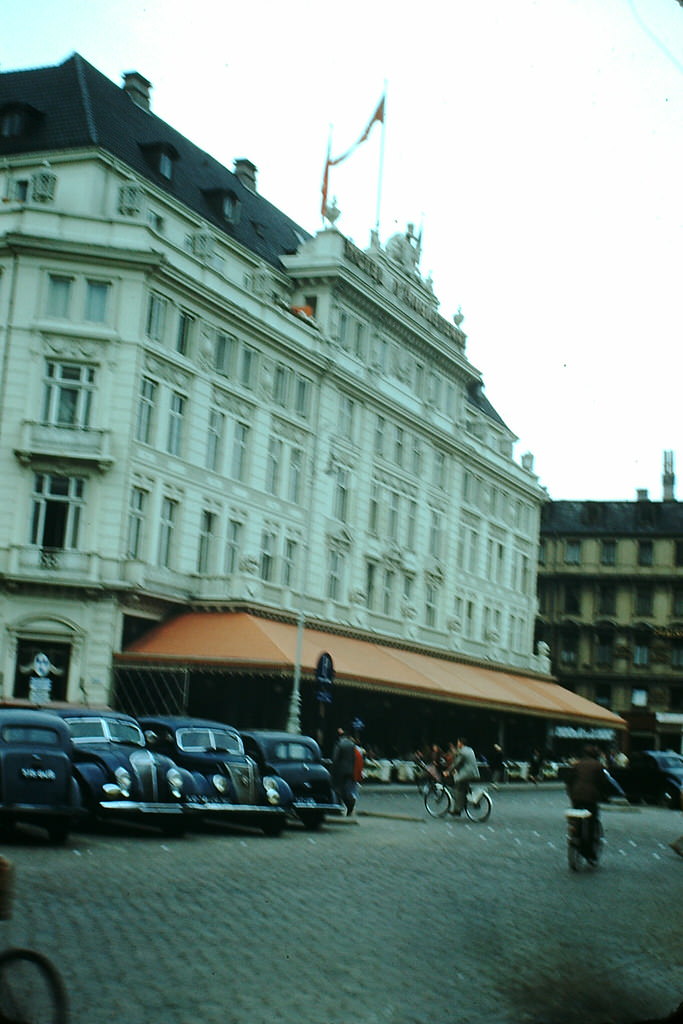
[566,745,610,862]
[331,728,358,815]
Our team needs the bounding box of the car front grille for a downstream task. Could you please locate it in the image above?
[129,749,162,800]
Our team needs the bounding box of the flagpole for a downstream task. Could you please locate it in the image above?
[375,83,387,235]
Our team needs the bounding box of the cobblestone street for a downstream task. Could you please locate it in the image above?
[1,786,681,1024]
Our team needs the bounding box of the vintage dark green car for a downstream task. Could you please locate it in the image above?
[0,708,82,843]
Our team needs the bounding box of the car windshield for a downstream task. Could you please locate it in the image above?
[270,741,316,763]
[1,725,61,746]
[177,728,242,753]
[65,717,145,747]
[658,754,683,772]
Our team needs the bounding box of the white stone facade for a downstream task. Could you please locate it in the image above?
[0,140,546,706]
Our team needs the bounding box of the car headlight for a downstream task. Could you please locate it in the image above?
[212,774,229,794]
[263,776,281,805]
[114,768,131,798]
[166,768,184,798]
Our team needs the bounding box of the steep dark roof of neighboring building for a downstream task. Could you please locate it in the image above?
[0,53,310,270]
[466,380,510,431]
[541,499,683,536]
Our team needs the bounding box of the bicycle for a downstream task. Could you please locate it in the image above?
[0,858,68,1024]
[565,808,604,871]
[416,763,492,822]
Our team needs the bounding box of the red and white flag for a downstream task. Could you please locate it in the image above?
[321,95,385,218]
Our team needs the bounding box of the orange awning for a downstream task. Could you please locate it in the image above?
[117,612,625,730]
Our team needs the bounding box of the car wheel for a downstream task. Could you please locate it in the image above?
[300,811,324,830]
[160,819,186,838]
[47,820,69,845]
[261,818,285,837]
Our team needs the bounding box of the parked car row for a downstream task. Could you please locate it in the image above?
[0,706,343,844]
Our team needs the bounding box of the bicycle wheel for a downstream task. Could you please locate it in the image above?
[0,947,68,1024]
[568,838,580,871]
[465,790,492,823]
[424,783,452,818]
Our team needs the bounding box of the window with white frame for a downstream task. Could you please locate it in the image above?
[146,292,167,341]
[135,377,157,444]
[206,409,224,471]
[433,451,446,490]
[338,310,349,348]
[197,510,216,574]
[273,364,291,407]
[339,395,355,440]
[166,392,185,456]
[369,481,380,535]
[157,497,178,568]
[282,538,298,589]
[406,499,417,550]
[265,437,282,495]
[127,486,147,559]
[175,311,194,356]
[354,321,365,360]
[293,376,311,418]
[84,280,111,323]
[382,569,395,616]
[366,561,377,610]
[239,346,258,389]
[214,332,236,377]
[394,426,404,467]
[387,490,400,541]
[333,466,349,521]
[287,446,303,504]
[425,580,439,628]
[374,415,385,457]
[42,362,95,428]
[259,530,276,581]
[30,474,84,552]
[225,519,242,574]
[428,508,442,559]
[411,438,422,476]
[231,422,249,481]
[327,548,345,602]
[46,274,73,318]
[414,361,424,398]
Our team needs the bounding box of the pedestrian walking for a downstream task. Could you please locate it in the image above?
[490,743,505,787]
[528,748,543,784]
[331,727,359,816]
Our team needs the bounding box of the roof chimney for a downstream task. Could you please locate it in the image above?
[122,71,152,111]
[663,450,676,502]
[233,158,257,191]
[636,489,649,502]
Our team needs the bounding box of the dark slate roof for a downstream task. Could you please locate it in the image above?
[0,54,310,270]
[466,380,510,431]
[541,499,683,537]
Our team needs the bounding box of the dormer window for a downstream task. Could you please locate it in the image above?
[202,188,241,225]
[139,141,179,181]
[0,102,42,139]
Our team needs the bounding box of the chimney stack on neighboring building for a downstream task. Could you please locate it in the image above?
[636,489,649,502]
[663,450,676,502]
[122,71,152,110]
[233,158,258,191]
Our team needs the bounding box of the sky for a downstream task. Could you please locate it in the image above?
[3,0,683,502]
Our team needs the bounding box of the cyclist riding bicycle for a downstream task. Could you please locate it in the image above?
[565,745,611,864]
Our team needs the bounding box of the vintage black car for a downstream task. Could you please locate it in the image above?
[614,750,683,809]
[138,716,293,836]
[240,730,343,829]
[50,708,198,835]
[0,709,82,843]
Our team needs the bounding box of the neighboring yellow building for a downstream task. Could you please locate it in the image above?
[536,456,683,753]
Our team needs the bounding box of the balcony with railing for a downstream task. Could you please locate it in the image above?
[14,421,114,470]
